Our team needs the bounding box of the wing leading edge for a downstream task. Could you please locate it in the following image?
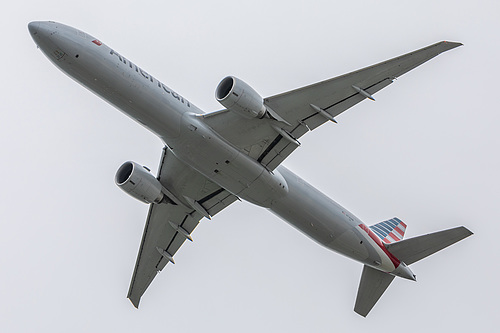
[202,41,462,170]
[127,147,238,307]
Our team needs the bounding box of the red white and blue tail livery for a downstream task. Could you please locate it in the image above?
[369,217,407,243]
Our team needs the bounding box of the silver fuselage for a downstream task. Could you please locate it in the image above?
[29,21,408,276]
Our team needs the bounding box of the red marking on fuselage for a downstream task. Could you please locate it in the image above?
[92,39,102,46]
[359,224,401,268]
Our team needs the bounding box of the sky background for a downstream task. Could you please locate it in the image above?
[2,1,499,332]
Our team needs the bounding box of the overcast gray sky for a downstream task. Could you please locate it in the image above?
[2,1,498,332]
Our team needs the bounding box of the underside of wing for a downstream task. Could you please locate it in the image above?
[202,41,462,170]
[355,265,395,317]
[127,147,238,307]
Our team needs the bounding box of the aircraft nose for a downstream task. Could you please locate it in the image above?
[28,21,56,42]
[28,21,40,36]
[28,21,80,63]
[28,21,62,55]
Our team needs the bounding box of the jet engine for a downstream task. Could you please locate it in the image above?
[216,76,266,119]
[115,161,164,204]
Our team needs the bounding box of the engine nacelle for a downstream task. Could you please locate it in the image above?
[115,161,164,204]
[216,76,266,119]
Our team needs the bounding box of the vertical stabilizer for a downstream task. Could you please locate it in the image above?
[354,265,395,317]
[370,217,407,243]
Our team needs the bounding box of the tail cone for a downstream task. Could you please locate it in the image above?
[392,262,416,281]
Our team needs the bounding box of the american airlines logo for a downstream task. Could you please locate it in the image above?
[109,49,191,107]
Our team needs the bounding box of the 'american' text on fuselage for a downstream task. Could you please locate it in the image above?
[110,49,190,107]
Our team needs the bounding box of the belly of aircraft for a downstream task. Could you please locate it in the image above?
[328,228,369,261]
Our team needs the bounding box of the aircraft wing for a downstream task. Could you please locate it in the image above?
[202,41,462,170]
[127,147,238,307]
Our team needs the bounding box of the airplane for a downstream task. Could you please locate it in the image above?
[28,21,472,317]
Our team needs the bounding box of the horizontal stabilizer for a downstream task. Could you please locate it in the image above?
[354,265,395,317]
[385,226,473,265]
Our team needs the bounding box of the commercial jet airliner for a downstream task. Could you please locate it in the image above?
[28,21,472,316]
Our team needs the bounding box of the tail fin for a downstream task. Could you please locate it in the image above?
[354,265,395,317]
[354,226,473,317]
[385,226,473,265]
[370,217,407,243]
